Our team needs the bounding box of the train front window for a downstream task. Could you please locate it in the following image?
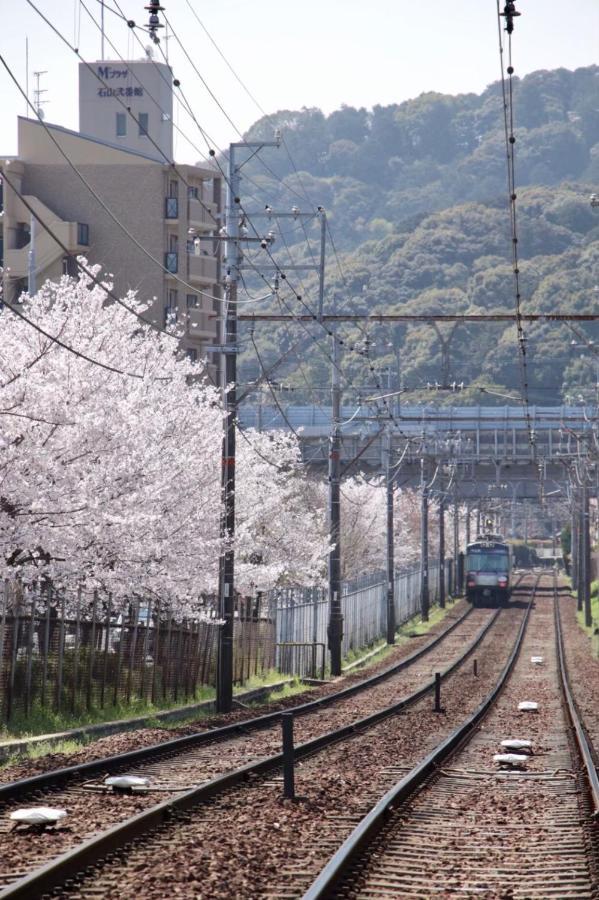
[467,551,509,572]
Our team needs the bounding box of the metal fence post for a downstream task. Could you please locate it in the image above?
[113,598,125,708]
[41,584,51,709]
[0,581,8,720]
[56,593,66,712]
[25,587,35,716]
[126,598,140,705]
[87,590,98,711]
[101,592,112,709]
[72,586,81,713]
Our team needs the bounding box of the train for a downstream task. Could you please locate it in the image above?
[465,534,513,605]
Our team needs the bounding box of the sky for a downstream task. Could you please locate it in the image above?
[2,0,599,164]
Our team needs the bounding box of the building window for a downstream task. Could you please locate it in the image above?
[116,112,127,137]
[164,306,177,327]
[165,197,178,219]
[187,185,199,200]
[186,348,198,363]
[165,290,178,327]
[169,233,178,252]
[165,251,178,273]
[186,293,199,309]
[138,112,149,136]
[77,223,89,246]
[169,180,179,199]
[62,256,78,277]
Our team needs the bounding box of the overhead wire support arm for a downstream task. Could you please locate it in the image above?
[237,313,599,323]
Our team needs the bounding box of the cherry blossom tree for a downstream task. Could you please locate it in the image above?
[0,268,226,613]
[0,267,330,616]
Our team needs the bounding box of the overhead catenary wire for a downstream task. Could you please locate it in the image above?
[495,0,537,463]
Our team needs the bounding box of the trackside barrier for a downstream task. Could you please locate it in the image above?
[273,561,450,678]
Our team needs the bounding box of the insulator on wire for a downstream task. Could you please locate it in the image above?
[145,1,164,42]
[500,1,521,34]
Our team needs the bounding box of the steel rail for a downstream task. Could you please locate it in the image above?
[0,599,482,803]
[301,576,539,900]
[554,574,599,817]
[0,594,514,899]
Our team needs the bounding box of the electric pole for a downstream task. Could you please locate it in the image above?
[438,496,446,609]
[577,491,584,613]
[571,495,578,591]
[453,496,460,595]
[583,485,592,628]
[216,136,280,712]
[328,334,343,675]
[420,473,429,621]
[216,141,240,714]
[27,215,36,296]
[384,370,395,643]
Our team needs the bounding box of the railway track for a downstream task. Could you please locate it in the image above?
[0,579,532,898]
[303,572,599,899]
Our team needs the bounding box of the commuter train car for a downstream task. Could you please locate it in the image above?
[465,535,513,605]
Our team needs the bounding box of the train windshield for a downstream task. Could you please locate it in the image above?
[467,549,509,572]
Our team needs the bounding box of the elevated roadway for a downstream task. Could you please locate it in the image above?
[238,404,598,498]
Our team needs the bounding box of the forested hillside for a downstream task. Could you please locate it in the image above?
[236,66,599,404]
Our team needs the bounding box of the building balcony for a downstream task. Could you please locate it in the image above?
[188,252,217,284]
[3,198,87,280]
[189,196,217,230]
[186,307,216,338]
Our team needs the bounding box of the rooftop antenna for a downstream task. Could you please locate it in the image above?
[25,37,29,117]
[164,20,171,63]
[145,1,164,44]
[33,70,48,120]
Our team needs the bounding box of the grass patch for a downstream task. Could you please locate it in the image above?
[341,598,460,673]
[0,669,300,743]
[248,677,307,704]
[233,669,292,694]
[0,686,217,742]
[576,579,599,655]
[397,600,455,640]
[0,737,91,771]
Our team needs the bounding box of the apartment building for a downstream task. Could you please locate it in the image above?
[0,57,221,363]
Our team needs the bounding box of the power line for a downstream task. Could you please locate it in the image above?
[0,293,140,378]
[495,0,536,464]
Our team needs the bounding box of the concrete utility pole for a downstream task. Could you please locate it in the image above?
[453,496,460,595]
[216,136,279,713]
[438,497,446,609]
[384,372,395,644]
[577,490,585,614]
[583,486,592,628]
[216,141,240,714]
[570,489,579,591]
[27,215,36,296]
[420,475,430,621]
[328,335,343,675]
